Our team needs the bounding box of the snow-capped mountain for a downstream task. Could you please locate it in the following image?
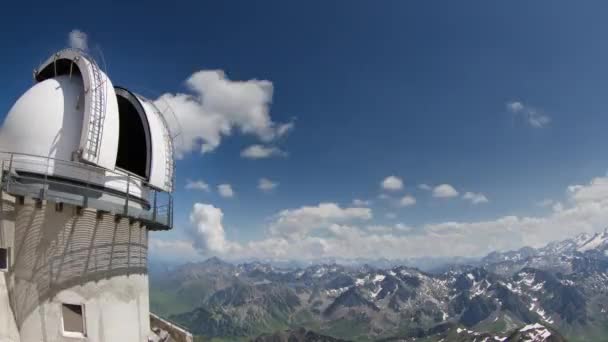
[576,229,608,252]
[150,229,608,341]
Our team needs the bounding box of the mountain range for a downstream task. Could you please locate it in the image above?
[149,229,608,341]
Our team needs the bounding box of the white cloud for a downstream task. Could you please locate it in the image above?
[418,183,432,191]
[567,177,608,203]
[258,178,278,192]
[241,144,287,159]
[381,176,403,191]
[185,179,210,192]
[149,238,200,261]
[399,195,416,207]
[366,225,394,234]
[552,202,564,212]
[218,184,235,198]
[276,122,294,136]
[367,223,412,234]
[189,203,240,254]
[155,70,293,157]
[433,184,459,198]
[352,199,371,207]
[506,101,551,128]
[463,191,489,204]
[507,101,523,112]
[395,223,413,232]
[537,199,554,207]
[536,199,564,212]
[385,212,397,219]
[156,175,608,261]
[68,29,88,51]
[269,202,372,239]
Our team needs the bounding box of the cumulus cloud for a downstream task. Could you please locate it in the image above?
[385,212,397,219]
[507,101,551,128]
[463,192,489,204]
[218,184,234,198]
[399,195,416,207]
[269,202,372,239]
[418,183,432,191]
[68,29,88,51]
[155,70,293,157]
[433,184,459,198]
[241,144,287,159]
[367,223,412,234]
[258,178,278,192]
[185,179,210,192]
[352,199,371,207]
[149,238,199,261]
[552,202,564,212]
[567,177,608,203]
[155,175,608,261]
[366,225,395,234]
[395,223,413,232]
[537,199,554,207]
[189,203,239,254]
[381,176,403,191]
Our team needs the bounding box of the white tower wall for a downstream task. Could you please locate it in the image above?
[3,195,150,342]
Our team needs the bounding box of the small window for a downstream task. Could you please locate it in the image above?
[0,248,7,271]
[62,303,86,337]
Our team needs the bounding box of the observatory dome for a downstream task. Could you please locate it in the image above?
[0,49,175,194]
[0,49,175,231]
[0,75,84,161]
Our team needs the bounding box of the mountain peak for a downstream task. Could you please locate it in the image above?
[203,256,227,265]
[577,229,608,252]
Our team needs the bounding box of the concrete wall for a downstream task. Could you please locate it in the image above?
[4,196,152,342]
[0,273,20,342]
[0,193,19,342]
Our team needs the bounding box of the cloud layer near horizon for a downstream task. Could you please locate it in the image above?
[151,174,608,262]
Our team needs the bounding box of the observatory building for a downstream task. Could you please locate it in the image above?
[0,49,189,341]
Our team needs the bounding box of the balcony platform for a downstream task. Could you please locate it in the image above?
[0,152,173,231]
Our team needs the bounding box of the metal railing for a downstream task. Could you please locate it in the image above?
[0,151,173,230]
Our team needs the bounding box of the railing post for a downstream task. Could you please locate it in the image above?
[123,174,130,216]
[169,194,173,228]
[83,167,90,208]
[152,191,157,221]
[5,154,13,192]
[0,159,4,187]
[7,153,13,175]
[40,155,49,200]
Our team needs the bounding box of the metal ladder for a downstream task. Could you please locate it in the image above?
[159,110,175,191]
[84,58,107,161]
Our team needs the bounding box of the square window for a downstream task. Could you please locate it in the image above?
[0,248,7,271]
[62,303,86,336]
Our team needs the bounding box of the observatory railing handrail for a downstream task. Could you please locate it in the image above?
[0,151,173,230]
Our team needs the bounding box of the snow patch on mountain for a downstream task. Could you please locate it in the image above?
[578,229,608,252]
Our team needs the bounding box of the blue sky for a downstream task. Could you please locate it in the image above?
[3,1,608,261]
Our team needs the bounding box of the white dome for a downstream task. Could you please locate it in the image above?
[0,49,174,230]
[0,75,84,161]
